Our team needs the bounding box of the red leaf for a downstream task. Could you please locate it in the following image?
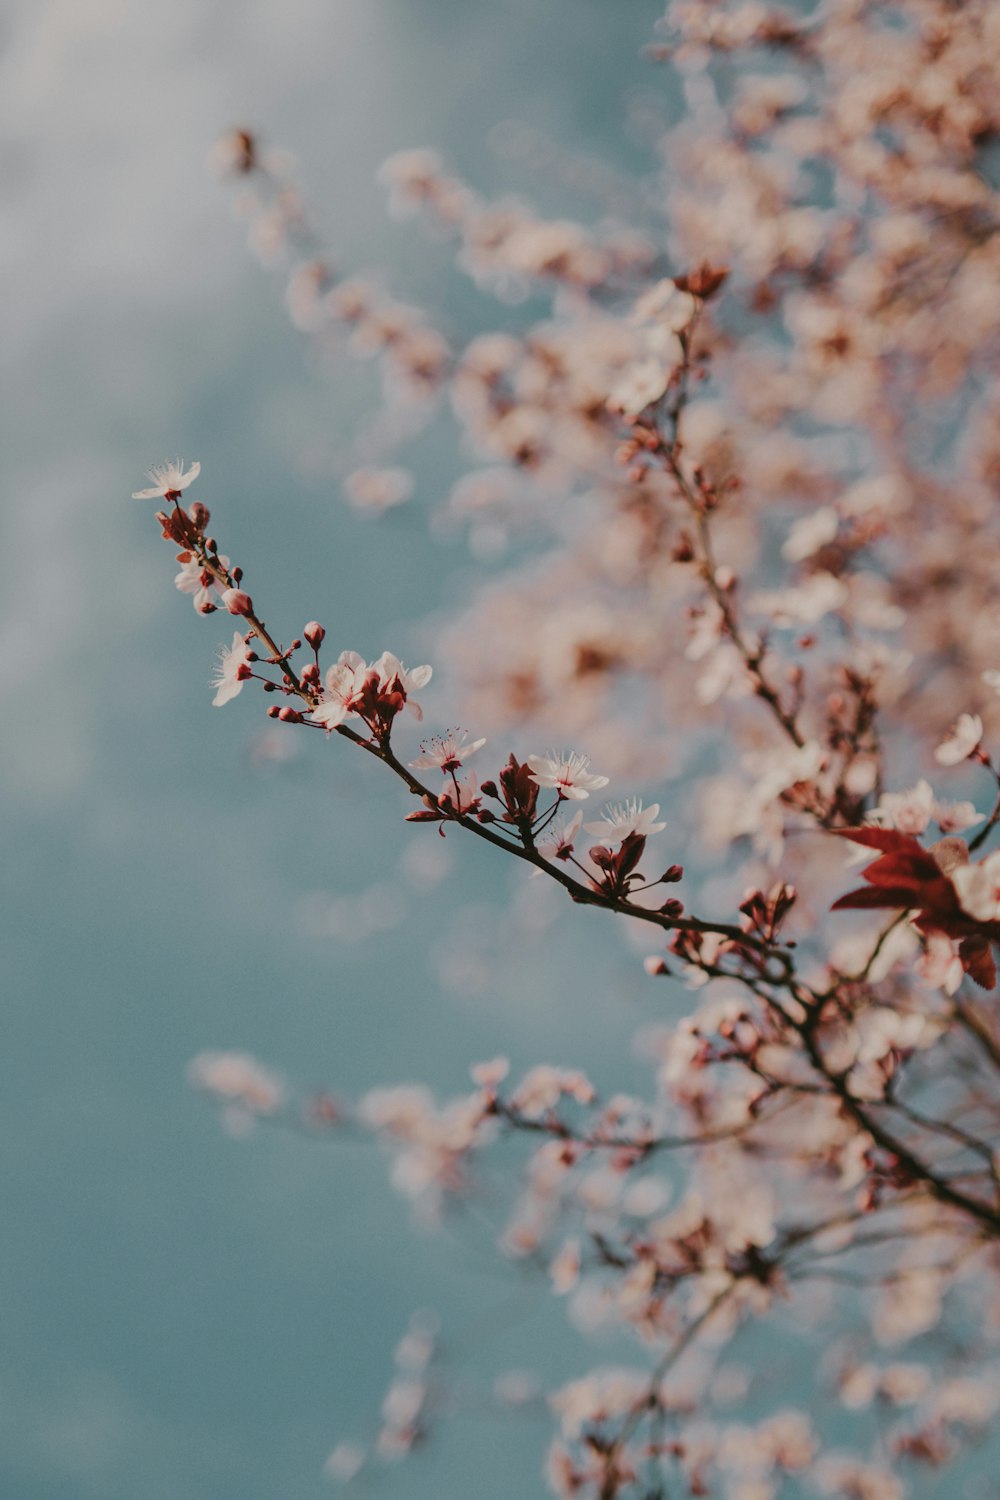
[832,886,923,911]
[834,827,923,854]
[959,936,997,991]
[860,850,942,887]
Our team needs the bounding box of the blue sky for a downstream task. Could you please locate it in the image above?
[0,3,672,1497]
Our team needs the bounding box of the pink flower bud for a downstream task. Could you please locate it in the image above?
[222,588,253,616]
[304,621,326,650]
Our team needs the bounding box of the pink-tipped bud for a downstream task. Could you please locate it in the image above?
[222,588,253,616]
[278,706,302,723]
[188,500,210,530]
[304,621,325,650]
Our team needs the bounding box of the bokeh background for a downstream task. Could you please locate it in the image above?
[0,2,678,1497]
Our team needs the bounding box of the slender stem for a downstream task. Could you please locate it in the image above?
[598,1286,734,1500]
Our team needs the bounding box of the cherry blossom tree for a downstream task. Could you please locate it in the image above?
[143,2,1000,1495]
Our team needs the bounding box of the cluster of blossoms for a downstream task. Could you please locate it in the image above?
[144,0,1000,1494]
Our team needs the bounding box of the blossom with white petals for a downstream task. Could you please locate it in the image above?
[584,799,666,841]
[526,751,609,800]
[933,799,982,834]
[344,466,414,515]
[470,1057,509,1089]
[175,552,231,613]
[324,1443,365,1483]
[537,810,583,862]
[132,458,201,500]
[781,506,838,562]
[410,730,486,772]
[187,1051,283,1115]
[607,359,669,417]
[372,652,433,719]
[749,572,848,627]
[631,279,698,331]
[952,849,1000,923]
[438,773,480,816]
[934,714,983,766]
[874,780,935,836]
[313,651,367,730]
[916,933,964,994]
[312,650,433,731]
[211,632,253,707]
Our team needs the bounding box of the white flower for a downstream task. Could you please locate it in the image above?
[983,670,1000,695]
[934,713,983,766]
[746,739,826,808]
[324,1443,365,1483]
[175,551,231,613]
[470,1056,509,1089]
[781,506,838,562]
[211,632,252,707]
[187,1051,283,1114]
[439,773,480,816]
[749,571,848,626]
[537,810,583,862]
[344,466,414,515]
[607,358,669,417]
[933,799,982,833]
[631,279,698,330]
[952,849,1000,923]
[313,650,366,730]
[584,799,666,841]
[132,458,201,500]
[549,1239,582,1295]
[510,1065,564,1117]
[916,933,964,994]
[875,780,935,836]
[372,651,433,719]
[311,650,434,730]
[526,750,610,800]
[410,730,486,772]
